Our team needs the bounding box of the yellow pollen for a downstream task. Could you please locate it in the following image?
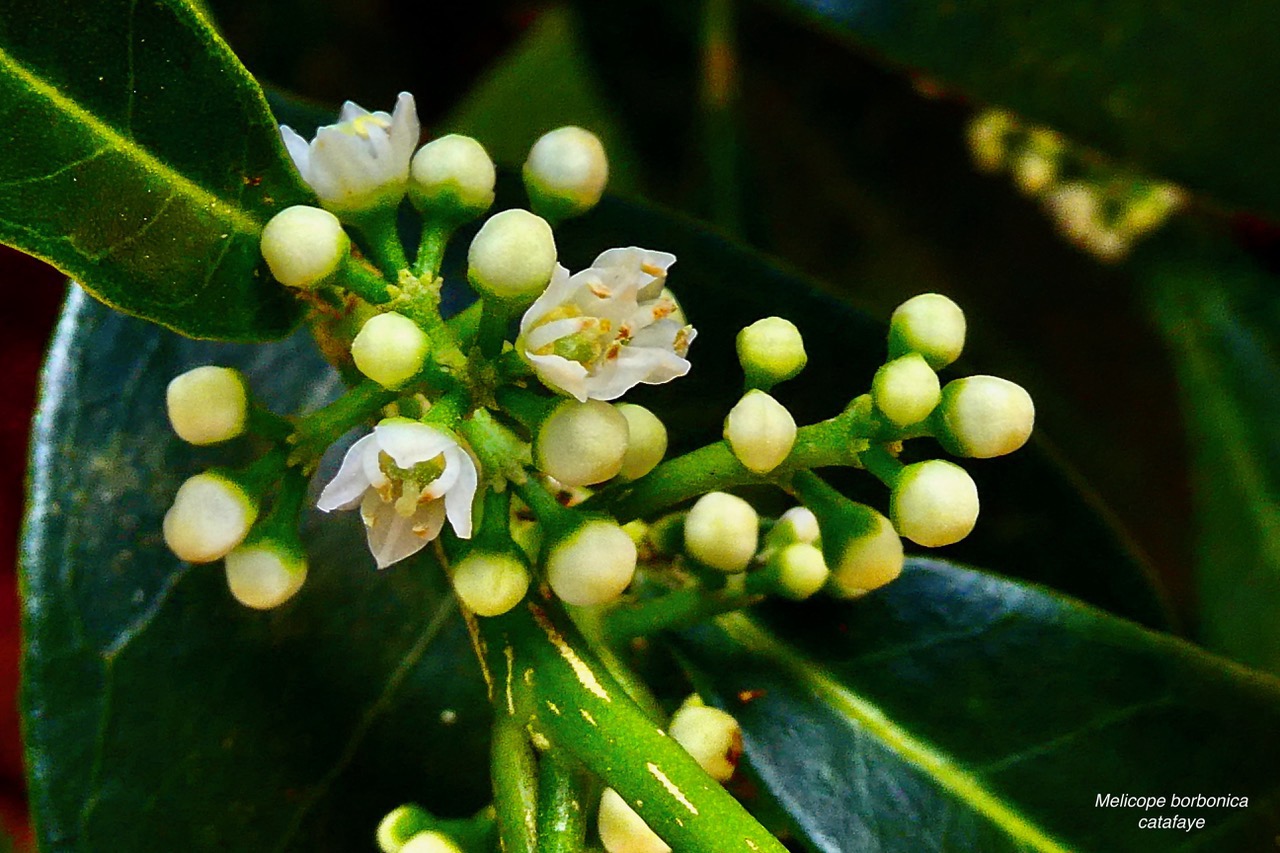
[640,262,665,277]
[588,281,612,298]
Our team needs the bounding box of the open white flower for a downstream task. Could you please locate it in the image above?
[280,92,420,215]
[518,247,695,401]
[317,419,477,568]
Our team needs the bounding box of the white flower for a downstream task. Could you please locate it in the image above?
[317,419,477,568]
[280,93,420,215]
[518,247,695,401]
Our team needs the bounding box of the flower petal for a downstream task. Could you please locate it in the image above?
[317,433,379,511]
[388,91,421,167]
[520,264,576,334]
[442,447,478,538]
[528,353,591,401]
[361,492,443,569]
[374,421,456,468]
[279,125,311,178]
[338,100,371,123]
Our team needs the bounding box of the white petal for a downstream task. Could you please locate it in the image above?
[374,421,456,468]
[621,344,692,385]
[525,316,591,353]
[421,452,461,499]
[338,100,370,122]
[442,447,478,538]
[528,353,590,401]
[520,264,575,334]
[593,247,676,300]
[388,92,421,166]
[317,433,379,511]
[361,493,444,568]
[279,125,312,178]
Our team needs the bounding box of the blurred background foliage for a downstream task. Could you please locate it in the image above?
[198,0,1280,671]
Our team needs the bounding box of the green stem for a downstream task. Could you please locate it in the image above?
[468,597,786,853]
[586,407,873,522]
[413,221,453,279]
[496,387,557,434]
[447,301,484,348]
[335,254,393,304]
[566,606,667,722]
[536,750,589,853]
[350,209,408,277]
[859,444,905,488]
[605,586,763,643]
[478,298,514,359]
[289,380,399,467]
[246,403,293,444]
[492,715,540,853]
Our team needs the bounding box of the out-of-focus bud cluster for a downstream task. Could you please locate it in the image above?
[966,107,1185,262]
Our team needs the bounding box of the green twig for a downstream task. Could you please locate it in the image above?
[492,715,540,853]
[536,750,590,853]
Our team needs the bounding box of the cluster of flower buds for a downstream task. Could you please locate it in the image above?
[598,696,742,853]
[966,108,1185,261]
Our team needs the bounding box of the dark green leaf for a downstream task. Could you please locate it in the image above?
[0,0,311,341]
[1141,226,1280,673]
[760,0,1280,219]
[21,290,491,852]
[673,559,1280,853]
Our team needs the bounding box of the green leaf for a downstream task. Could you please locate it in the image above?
[758,0,1280,219]
[0,0,312,341]
[1142,226,1280,673]
[673,559,1280,852]
[21,289,491,852]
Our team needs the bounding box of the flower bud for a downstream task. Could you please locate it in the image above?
[467,209,557,301]
[669,701,743,782]
[409,134,496,221]
[736,317,807,389]
[872,353,941,427]
[598,788,670,853]
[224,540,307,610]
[260,205,349,289]
[723,390,796,474]
[683,492,758,573]
[826,509,903,597]
[888,294,966,369]
[546,520,637,606]
[890,460,979,547]
[615,403,667,480]
[933,376,1035,459]
[771,506,820,546]
[523,126,609,220]
[377,805,434,853]
[400,832,463,853]
[350,312,431,389]
[1011,150,1056,196]
[166,366,248,445]
[769,542,830,600]
[536,400,629,486]
[163,473,258,563]
[451,551,530,617]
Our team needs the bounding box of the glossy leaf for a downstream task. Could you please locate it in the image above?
[21,290,491,852]
[0,0,311,341]
[760,0,1280,220]
[1142,226,1280,673]
[674,558,1280,852]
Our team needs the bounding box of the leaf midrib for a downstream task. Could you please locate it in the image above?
[716,611,1074,853]
[0,42,261,235]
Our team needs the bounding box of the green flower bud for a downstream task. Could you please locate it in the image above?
[224,540,307,610]
[615,403,668,481]
[735,317,807,389]
[409,134,496,221]
[166,365,248,446]
[350,312,431,389]
[769,542,830,601]
[451,551,530,617]
[377,805,434,853]
[598,788,670,853]
[163,473,258,563]
[933,375,1035,458]
[260,205,349,289]
[546,520,637,606]
[723,390,796,474]
[669,700,743,782]
[872,352,941,427]
[891,459,979,547]
[536,399,629,487]
[683,492,759,573]
[467,209,557,301]
[888,294,966,369]
[769,506,820,547]
[523,126,609,220]
[827,509,903,598]
[399,832,463,853]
